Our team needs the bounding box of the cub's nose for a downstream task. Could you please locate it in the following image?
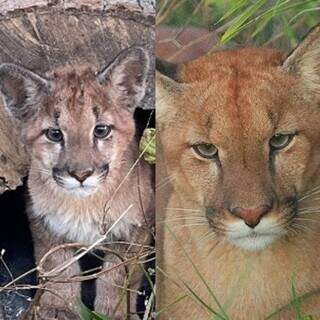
[68,168,94,183]
[230,205,272,228]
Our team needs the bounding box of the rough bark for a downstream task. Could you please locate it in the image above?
[0,0,155,194]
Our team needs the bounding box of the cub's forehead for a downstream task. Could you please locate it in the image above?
[44,66,114,119]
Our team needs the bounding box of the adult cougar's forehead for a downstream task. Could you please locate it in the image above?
[176,65,315,147]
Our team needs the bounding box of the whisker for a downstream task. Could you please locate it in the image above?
[286,225,300,237]
[172,223,208,229]
[294,217,320,224]
[196,231,220,245]
[166,207,201,213]
[298,206,320,210]
[291,222,315,234]
[161,213,205,219]
[298,209,320,214]
[32,168,52,175]
[159,217,208,223]
[298,185,320,202]
[156,175,176,189]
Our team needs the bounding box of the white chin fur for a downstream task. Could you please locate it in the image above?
[57,176,100,197]
[226,218,286,251]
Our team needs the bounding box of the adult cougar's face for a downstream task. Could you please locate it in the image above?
[158,47,320,251]
[0,48,149,197]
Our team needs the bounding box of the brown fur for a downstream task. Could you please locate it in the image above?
[157,25,320,319]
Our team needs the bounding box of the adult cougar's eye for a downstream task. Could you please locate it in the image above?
[270,134,294,150]
[94,125,111,139]
[193,143,218,159]
[45,128,63,142]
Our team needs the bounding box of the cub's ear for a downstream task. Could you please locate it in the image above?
[97,46,150,111]
[282,24,320,97]
[0,64,50,122]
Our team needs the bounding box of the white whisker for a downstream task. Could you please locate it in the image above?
[166,207,201,213]
[172,223,208,229]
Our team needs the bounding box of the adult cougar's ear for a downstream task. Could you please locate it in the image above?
[0,64,51,122]
[282,24,320,98]
[97,46,150,111]
[156,65,188,127]
[156,58,181,82]
[156,58,190,122]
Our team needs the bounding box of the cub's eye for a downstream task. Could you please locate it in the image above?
[193,143,218,159]
[94,125,111,139]
[45,128,63,142]
[270,133,294,150]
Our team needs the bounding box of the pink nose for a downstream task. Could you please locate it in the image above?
[68,169,94,183]
[230,205,271,228]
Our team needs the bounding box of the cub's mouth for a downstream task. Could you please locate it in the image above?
[52,164,109,197]
[206,199,297,251]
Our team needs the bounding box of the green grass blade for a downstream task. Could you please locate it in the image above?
[221,0,318,44]
[265,286,320,319]
[181,279,226,320]
[165,224,229,319]
[289,6,320,24]
[250,0,282,38]
[221,0,267,43]
[155,294,189,316]
[291,276,303,319]
[78,300,111,320]
[281,15,298,47]
[217,0,250,23]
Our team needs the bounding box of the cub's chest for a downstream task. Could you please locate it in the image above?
[29,195,142,244]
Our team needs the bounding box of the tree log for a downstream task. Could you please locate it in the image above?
[0,0,155,194]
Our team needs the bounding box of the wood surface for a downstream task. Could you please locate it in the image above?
[0,0,155,193]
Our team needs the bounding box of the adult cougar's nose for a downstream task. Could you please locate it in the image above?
[68,168,94,183]
[230,205,272,228]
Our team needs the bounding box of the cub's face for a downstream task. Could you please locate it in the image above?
[24,70,136,197]
[0,47,149,197]
[158,41,320,251]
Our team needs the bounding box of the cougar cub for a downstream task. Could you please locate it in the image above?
[0,47,154,319]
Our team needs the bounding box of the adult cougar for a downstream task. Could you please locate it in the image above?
[157,25,320,319]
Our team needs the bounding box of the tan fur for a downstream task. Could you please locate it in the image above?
[157,25,320,319]
[0,49,153,320]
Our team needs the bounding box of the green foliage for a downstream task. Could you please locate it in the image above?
[157,0,320,50]
[291,276,304,319]
[78,300,111,320]
[220,0,267,43]
[140,128,156,165]
[164,225,229,320]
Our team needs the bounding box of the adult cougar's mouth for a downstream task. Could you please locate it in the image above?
[226,219,286,251]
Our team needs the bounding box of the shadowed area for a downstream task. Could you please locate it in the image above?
[0,183,36,319]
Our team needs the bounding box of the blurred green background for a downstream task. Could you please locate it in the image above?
[157,0,320,51]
